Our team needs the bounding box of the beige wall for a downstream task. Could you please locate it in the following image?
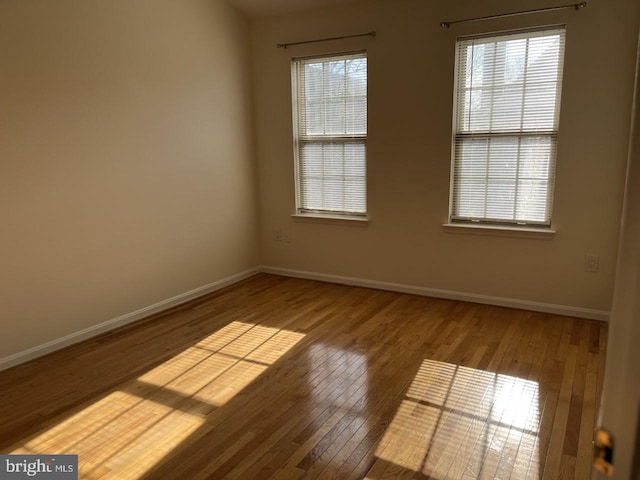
[2,0,639,363]
[252,0,640,313]
[0,0,258,359]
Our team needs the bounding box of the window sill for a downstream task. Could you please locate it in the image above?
[291,213,370,226]
[442,223,556,239]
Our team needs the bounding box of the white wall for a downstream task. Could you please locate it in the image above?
[251,0,640,314]
[0,0,258,359]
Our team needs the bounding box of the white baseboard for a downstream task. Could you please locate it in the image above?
[261,266,610,322]
[0,267,261,372]
[0,264,609,372]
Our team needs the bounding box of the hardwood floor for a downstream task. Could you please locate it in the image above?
[0,273,606,479]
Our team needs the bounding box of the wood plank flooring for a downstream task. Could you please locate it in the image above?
[0,273,606,479]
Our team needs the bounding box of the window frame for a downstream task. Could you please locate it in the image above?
[448,26,566,230]
[291,50,368,219]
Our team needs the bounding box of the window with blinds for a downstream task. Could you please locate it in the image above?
[292,52,367,216]
[450,28,566,227]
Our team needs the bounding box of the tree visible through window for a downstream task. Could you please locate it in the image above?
[292,52,367,216]
[450,28,566,227]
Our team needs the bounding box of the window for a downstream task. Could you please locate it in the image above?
[450,28,566,227]
[292,52,367,217]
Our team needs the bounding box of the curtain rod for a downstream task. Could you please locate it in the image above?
[277,31,376,49]
[440,2,587,28]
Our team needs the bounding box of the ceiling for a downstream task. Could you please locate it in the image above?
[227,0,362,17]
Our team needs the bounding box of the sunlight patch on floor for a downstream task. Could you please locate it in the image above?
[11,391,204,479]
[10,321,305,479]
[371,359,541,480]
[139,321,305,406]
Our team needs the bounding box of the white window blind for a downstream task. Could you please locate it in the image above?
[292,52,367,216]
[451,28,566,226]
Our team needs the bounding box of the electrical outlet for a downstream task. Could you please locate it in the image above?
[274,229,282,242]
[283,230,291,243]
[585,254,599,273]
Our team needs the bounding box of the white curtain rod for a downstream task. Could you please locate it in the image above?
[440,2,587,29]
